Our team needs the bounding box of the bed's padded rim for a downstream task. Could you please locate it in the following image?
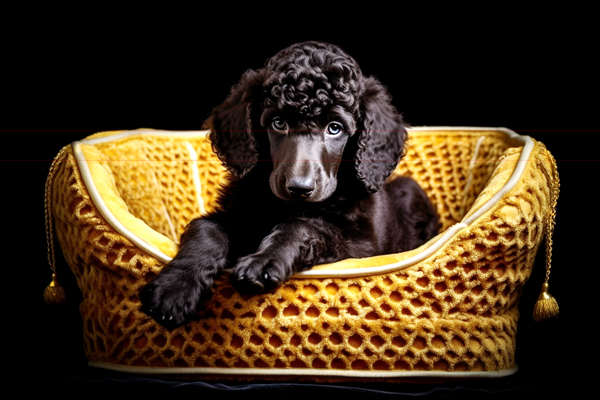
[72,127,532,278]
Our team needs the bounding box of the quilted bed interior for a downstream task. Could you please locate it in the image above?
[88,130,517,245]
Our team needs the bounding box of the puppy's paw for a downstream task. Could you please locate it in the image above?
[139,263,208,329]
[231,253,289,295]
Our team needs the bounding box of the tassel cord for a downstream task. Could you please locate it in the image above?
[533,149,560,321]
[44,146,68,305]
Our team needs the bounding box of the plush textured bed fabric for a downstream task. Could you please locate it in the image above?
[48,127,557,380]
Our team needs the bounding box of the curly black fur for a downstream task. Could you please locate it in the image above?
[140,42,439,329]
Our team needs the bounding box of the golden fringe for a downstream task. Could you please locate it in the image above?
[44,273,66,305]
[533,283,559,322]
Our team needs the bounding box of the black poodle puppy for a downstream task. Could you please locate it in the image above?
[140,41,439,328]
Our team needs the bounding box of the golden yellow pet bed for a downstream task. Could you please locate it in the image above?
[44,127,559,381]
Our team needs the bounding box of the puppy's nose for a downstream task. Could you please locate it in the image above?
[287,177,315,199]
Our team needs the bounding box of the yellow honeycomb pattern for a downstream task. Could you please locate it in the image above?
[49,129,556,379]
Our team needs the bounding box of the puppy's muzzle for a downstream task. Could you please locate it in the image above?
[286,176,315,199]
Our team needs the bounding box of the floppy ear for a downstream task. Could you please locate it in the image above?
[355,76,407,193]
[207,69,266,179]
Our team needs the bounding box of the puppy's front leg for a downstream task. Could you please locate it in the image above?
[140,218,229,328]
[231,219,346,294]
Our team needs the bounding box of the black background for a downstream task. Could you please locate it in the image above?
[3,6,597,399]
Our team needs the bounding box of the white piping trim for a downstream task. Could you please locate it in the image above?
[153,171,178,243]
[73,128,533,276]
[184,141,206,215]
[298,222,468,278]
[461,135,486,215]
[80,129,209,145]
[408,126,519,133]
[163,203,178,244]
[89,361,518,379]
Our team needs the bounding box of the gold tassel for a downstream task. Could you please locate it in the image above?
[44,273,66,305]
[44,147,67,305]
[533,282,559,322]
[533,150,560,321]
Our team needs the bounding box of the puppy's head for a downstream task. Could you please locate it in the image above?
[208,41,406,201]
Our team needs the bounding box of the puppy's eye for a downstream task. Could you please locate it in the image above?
[271,117,288,131]
[327,122,344,136]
